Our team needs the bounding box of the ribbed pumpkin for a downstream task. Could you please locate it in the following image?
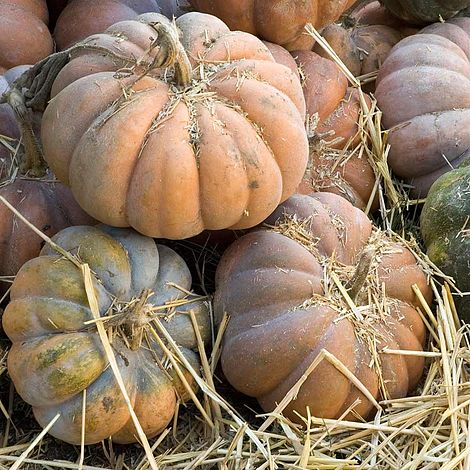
[214,193,431,421]
[54,0,188,50]
[376,18,470,197]
[0,0,53,73]
[289,50,377,210]
[40,13,308,239]
[381,0,470,24]
[314,23,403,91]
[421,159,470,322]
[3,224,210,444]
[188,0,357,51]
[0,179,95,296]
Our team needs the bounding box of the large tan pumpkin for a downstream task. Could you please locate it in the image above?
[376,18,470,197]
[40,13,308,239]
[188,0,357,51]
[0,0,53,73]
[214,193,431,421]
[3,224,210,444]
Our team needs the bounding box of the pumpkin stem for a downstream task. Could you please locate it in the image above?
[3,88,47,177]
[147,21,192,87]
[346,246,376,302]
[126,288,153,351]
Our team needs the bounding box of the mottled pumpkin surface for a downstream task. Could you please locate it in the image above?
[3,225,210,444]
[421,160,470,321]
[0,0,52,73]
[188,0,356,50]
[215,193,431,422]
[41,12,308,239]
[381,0,470,24]
[376,18,470,197]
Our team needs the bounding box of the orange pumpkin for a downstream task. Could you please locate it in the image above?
[188,0,357,51]
[40,13,308,239]
[314,23,403,91]
[287,50,377,210]
[376,18,470,197]
[0,1,53,73]
[3,224,210,444]
[214,192,431,422]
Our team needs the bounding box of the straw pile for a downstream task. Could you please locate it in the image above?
[0,24,468,470]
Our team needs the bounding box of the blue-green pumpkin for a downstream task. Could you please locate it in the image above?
[421,159,470,321]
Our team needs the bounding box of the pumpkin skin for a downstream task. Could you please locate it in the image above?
[381,0,470,24]
[421,160,470,322]
[376,18,470,197]
[41,13,308,239]
[0,1,53,73]
[214,192,431,422]
[188,0,357,51]
[54,0,187,50]
[3,224,211,444]
[314,23,403,91]
[0,179,95,296]
[289,50,377,210]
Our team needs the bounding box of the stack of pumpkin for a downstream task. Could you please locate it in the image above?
[0,0,468,453]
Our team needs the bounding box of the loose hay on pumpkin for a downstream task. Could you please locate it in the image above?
[0,24,469,470]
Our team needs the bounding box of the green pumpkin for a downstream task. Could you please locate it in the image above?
[421,159,470,321]
[2,225,211,445]
[381,0,470,24]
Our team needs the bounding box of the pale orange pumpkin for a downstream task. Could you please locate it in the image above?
[39,13,308,239]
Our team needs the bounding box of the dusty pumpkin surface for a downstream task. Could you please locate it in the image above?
[214,193,432,422]
[40,12,308,239]
[0,0,53,73]
[188,0,357,51]
[2,225,210,444]
[376,18,470,197]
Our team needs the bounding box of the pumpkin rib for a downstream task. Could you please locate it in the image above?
[223,306,339,399]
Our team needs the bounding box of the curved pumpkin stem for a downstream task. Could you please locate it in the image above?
[146,21,192,87]
[3,88,47,177]
[346,246,376,302]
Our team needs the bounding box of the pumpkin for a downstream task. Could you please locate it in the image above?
[0,1,53,73]
[376,18,470,197]
[54,0,188,50]
[214,192,431,422]
[421,159,470,322]
[381,0,470,24]
[288,50,377,210]
[0,179,95,297]
[188,0,357,51]
[38,13,308,239]
[297,148,379,211]
[313,23,403,91]
[3,224,211,444]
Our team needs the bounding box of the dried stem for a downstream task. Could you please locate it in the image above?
[345,246,376,302]
[3,88,46,176]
